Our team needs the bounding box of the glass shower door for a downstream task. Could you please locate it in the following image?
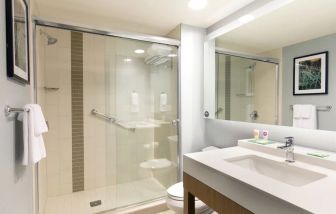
[105,37,179,208]
[36,25,179,214]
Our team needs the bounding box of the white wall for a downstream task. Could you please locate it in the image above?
[180,25,207,175]
[0,1,34,214]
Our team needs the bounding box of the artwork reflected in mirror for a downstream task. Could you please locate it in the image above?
[294,52,328,95]
[5,0,30,83]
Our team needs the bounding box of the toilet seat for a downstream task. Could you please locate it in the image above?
[167,182,201,201]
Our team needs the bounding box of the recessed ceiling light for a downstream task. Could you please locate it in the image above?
[238,14,255,23]
[124,58,132,62]
[188,0,207,11]
[168,54,177,58]
[134,49,145,54]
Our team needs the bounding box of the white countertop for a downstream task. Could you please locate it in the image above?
[184,139,336,214]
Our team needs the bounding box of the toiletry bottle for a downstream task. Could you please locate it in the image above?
[253,129,260,140]
[262,130,269,140]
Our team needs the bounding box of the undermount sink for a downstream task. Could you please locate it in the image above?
[225,155,326,186]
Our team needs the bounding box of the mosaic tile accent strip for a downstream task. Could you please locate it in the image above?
[71,31,84,192]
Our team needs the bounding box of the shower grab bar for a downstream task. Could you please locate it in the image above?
[91,109,116,122]
[91,109,135,132]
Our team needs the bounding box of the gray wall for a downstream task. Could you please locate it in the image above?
[0,1,34,214]
[282,34,336,131]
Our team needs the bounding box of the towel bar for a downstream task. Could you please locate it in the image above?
[289,105,332,112]
[4,105,50,129]
[4,105,29,116]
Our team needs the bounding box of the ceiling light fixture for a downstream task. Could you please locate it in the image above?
[124,58,132,62]
[238,14,255,24]
[188,0,207,11]
[134,49,145,54]
[207,0,295,40]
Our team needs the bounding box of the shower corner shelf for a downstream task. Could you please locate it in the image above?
[236,93,254,97]
[44,86,60,91]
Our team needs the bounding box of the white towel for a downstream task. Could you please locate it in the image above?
[293,104,317,129]
[18,104,48,165]
[160,93,168,112]
[130,92,139,113]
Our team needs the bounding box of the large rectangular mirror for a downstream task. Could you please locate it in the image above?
[204,0,336,131]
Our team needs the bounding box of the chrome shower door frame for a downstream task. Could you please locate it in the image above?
[32,18,181,214]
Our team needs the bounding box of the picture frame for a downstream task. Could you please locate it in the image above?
[293,51,328,95]
[5,0,30,84]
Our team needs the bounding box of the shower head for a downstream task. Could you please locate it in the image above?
[248,62,257,70]
[47,36,58,45]
[40,30,58,45]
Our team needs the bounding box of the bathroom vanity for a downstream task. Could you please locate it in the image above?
[183,140,336,214]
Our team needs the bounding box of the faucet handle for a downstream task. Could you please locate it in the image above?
[284,137,294,146]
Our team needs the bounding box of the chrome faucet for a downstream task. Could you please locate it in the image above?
[278,137,295,163]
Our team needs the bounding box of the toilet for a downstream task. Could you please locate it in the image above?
[166,146,219,214]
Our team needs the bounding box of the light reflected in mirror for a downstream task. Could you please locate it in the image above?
[205,0,336,131]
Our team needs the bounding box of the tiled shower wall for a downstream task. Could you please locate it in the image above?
[83,34,109,189]
[38,29,112,197]
[37,27,73,197]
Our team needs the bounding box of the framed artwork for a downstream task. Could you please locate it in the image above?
[293,51,328,95]
[5,0,30,84]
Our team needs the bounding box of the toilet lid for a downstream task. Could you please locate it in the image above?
[167,182,184,198]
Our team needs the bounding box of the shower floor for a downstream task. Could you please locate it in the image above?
[43,178,167,214]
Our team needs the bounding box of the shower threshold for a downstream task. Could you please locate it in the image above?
[43,178,167,214]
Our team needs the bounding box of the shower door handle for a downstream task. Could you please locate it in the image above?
[171,119,180,127]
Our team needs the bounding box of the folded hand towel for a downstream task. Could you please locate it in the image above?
[293,104,314,119]
[293,104,317,129]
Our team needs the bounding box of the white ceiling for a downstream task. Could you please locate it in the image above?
[216,0,336,53]
[32,0,252,36]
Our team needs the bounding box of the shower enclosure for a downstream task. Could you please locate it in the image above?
[215,52,278,124]
[34,21,179,214]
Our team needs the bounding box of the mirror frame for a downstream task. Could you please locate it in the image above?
[5,0,30,84]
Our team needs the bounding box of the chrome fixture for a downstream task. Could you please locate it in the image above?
[289,105,332,112]
[249,110,258,120]
[5,105,49,129]
[215,107,224,116]
[4,105,28,116]
[278,137,295,163]
[91,109,135,132]
[171,119,180,127]
[33,18,180,46]
[40,30,58,45]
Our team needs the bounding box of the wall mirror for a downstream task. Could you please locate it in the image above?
[204,0,336,131]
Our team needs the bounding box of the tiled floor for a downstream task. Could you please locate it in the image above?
[43,178,167,214]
